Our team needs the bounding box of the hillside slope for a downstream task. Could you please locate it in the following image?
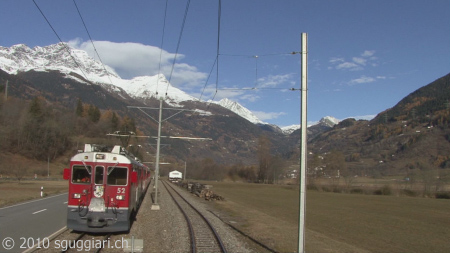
[309,72,450,175]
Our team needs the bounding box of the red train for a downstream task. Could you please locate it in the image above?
[63,144,151,232]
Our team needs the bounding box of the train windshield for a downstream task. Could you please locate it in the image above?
[107,167,127,186]
[94,166,104,184]
[72,165,92,184]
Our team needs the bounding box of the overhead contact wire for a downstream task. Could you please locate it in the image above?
[208,0,221,105]
[198,56,217,102]
[155,0,169,96]
[32,0,89,82]
[165,0,191,97]
[72,0,114,86]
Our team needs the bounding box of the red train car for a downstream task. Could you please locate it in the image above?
[63,144,151,233]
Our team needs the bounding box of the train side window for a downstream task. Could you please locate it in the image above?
[107,167,127,185]
[94,166,104,184]
[72,165,91,184]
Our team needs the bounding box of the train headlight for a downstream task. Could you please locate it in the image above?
[95,154,105,159]
[73,193,81,199]
[116,195,125,200]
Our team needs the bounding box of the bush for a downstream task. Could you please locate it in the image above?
[307,184,319,191]
[435,192,450,199]
[350,188,364,194]
[332,187,343,193]
[374,185,392,195]
[321,186,332,192]
[401,189,418,197]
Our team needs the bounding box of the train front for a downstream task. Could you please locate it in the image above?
[64,144,137,233]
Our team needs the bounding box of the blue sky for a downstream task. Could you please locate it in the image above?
[1,0,449,127]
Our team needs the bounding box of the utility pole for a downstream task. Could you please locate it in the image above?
[184,161,186,181]
[128,99,211,211]
[298,32,308,253]
[152,98,163,210]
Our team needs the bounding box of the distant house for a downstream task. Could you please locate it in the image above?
[169,170,183,182]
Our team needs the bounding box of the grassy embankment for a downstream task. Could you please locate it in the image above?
[207,181,450,253]
[0,180,68,208]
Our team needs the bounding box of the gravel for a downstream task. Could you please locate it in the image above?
[116,180,265,253]
[34,180,268,252]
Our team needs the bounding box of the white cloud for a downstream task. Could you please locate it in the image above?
[361,50,375,57]
[68,39,207,88]
[252,111,286,121]
[329,50,377,71]
[336,62,362,71]
[329,57,344,64]
[349,75,376,85]
[240,93,261,102]
[352,57,366,66]
[195,84,249,102]
[257,74,294,88]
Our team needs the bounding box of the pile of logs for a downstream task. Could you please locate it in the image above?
[180,182,224,201]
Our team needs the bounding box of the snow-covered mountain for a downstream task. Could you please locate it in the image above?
[0,43,336,131]
[281,125,301,134]
[0,43,197,107]
[0,43,120,81]
[0,43,271,123]
[318,116,340,127]
[280,116,340,134]
[212,98,264,124]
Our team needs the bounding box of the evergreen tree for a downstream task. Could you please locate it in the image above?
[111,112,119,131]
[76,98,83,117]
[121,116,136,132]
[28,97,44,122]
[87,104,101,123]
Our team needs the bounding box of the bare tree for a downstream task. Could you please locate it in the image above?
[324,150,346,189]
[257,135,271,183]
[12,166,28,183]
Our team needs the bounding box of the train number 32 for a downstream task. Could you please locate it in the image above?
[117,188,126,194]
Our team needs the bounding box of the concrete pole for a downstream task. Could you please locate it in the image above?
[151,98,163,210]
[298,32,308,253]
[184,161,186,181]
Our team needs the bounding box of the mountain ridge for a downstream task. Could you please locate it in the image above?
[0,43,345,132]
[0,43,283,125]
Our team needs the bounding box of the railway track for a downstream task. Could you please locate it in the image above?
[60,232,86,253]
[163,180,227,253]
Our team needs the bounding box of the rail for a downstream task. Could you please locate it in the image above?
[162,180,227,253]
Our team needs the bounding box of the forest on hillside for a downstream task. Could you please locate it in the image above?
[0,96,136,160]
[0,94,288,184]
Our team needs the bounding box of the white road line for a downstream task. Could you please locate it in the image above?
[32,209,47,214]
[22,226,68,253]
[0,192,67,210]
[64,201,68,204]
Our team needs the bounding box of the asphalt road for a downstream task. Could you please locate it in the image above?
[0,193,68,253]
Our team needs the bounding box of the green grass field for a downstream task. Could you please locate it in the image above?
[207,182,450,253]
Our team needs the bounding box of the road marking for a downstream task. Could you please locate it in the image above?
[0,193,67,210]
[22,226,68,253]
[32,209,47,214]
[64,201,68,204]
